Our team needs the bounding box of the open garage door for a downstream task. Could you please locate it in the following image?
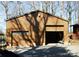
[46,31,64,44]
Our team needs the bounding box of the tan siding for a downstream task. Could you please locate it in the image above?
[6,11,69,48]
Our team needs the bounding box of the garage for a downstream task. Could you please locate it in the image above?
[6,10,69,47]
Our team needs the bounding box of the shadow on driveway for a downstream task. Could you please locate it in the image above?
[19,46,77,57]
[0,49,20,57]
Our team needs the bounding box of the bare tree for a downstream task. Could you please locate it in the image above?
[51,1,60,16]
[0,1,9,20]
[50,1,55,15]
[77,2,79,24]
[0,1,18,19]
[27,1,38,11]
[65,1,74,32]
[24,1,55,15]
[72,1,77,24]
[60,1,64,18]
[14,1,24,16]
[41,1,51,12]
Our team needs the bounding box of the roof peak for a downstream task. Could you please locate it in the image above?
[6,10,68,22]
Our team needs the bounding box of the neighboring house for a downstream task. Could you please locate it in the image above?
[69,24,79,45]
[6,10,69,48]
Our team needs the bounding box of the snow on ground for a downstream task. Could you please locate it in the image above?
[6,43,79,57]
[66,45,79,56]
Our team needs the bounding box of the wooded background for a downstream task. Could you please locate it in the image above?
[0,1,79,33]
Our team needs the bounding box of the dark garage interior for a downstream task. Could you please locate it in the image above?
[46,31,64,44]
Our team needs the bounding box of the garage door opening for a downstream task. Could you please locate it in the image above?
[46,31,64,44]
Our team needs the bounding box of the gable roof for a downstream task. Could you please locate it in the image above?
[6,10,69,22]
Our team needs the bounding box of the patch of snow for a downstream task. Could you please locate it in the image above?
[66,45,79,56]
[6,43,79,57]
